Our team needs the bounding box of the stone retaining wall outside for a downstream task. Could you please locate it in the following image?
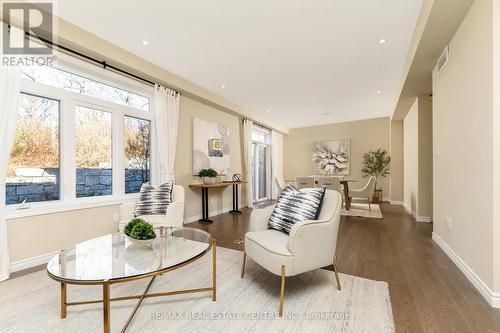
[6,168,148,204]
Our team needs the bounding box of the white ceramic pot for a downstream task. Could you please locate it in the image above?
[125,235,156,246]
[202,177,217,184]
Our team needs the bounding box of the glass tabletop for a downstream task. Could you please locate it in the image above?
[47,227,212,283]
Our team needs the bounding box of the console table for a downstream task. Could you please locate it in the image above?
[189,181,246,223]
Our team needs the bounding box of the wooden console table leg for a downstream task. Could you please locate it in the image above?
[60,282,67,319]
[199,187,213,223]
[230,184,242,214]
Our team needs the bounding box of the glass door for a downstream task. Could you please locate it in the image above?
[252,142,270,203]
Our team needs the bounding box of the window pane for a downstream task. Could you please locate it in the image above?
[252,127,270,144]
[75,106,112,198]
[6,93,60,205]
[21,66,150,111]
[124,116,151,193]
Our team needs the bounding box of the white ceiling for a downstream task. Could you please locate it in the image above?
[56,0,422,128]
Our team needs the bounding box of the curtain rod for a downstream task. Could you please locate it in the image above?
[242,118,273,132]
[15,26,158,87]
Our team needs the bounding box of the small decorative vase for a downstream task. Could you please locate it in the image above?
[125,235,156,246]
[203,176,216,184]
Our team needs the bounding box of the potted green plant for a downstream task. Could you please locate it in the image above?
[361,148,391,203]
[124,218,156,245]
[197,168,218,184]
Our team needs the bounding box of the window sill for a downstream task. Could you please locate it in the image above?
[5,194,140,220]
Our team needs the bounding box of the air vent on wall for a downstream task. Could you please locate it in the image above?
[437,46,449,75]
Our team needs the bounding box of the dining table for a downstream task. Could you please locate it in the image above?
[285,178,357,210]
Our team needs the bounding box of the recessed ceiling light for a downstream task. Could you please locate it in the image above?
[221,84,226,89]
[377,90,382,94]
[142,40,149,46]
[266,110,271,113]
[378,39,387,44]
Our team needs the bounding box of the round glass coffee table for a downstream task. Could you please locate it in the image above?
[47,227,215,333]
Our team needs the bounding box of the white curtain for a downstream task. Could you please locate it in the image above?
[271,130,279,200]
[153,84,180,184]
[0,67,21,281]
[243,119,254,207]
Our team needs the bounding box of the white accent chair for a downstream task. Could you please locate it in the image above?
[349,176,376,210]
[241,189,343,316]
[275,177,286,193]
[295,176,315,189]
[118,185,185,232]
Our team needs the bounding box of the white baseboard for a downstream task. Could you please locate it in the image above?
[183,204,248,224]
[432,232,500,308]
[10,251,58,273]
[403,203,432,223]
[390,200,404,206]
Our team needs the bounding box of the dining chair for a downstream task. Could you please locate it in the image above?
[315,176,344,207]
[349,176,376,210]
[295,177,315,189]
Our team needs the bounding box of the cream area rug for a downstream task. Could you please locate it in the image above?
[342,202,383,219]
[0,247,394,333]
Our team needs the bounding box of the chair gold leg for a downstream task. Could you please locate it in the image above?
[241,252,246,279]
[279,265,285,317]
[333,256,341,290]
[368,198,372,211]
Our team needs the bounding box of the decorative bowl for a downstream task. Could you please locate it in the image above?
[202,176,217,184]
[125,235,156,246]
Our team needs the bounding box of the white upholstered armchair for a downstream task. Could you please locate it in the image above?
[118,185,185,232]
[241,189,343,316]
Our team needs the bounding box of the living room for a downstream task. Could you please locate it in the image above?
[1,0,500,332]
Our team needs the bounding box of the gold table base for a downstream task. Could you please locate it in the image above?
[57,239,216,333]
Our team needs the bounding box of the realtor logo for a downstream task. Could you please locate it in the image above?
[2,2,55,66]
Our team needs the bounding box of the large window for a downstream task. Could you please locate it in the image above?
[21,65,149,111]
[124,116,151,194]
[6,93,60,204]
[6,56,154,210]
[75,106,113,198]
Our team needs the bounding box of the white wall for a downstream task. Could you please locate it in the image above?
[403,96,433,222]
[404,99,419,214]
[390,120,404,203]
[283,117,391,198]
[433,0,494,290]
[418,96,433,219]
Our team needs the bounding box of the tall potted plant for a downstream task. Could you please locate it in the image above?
[361,149,391,203]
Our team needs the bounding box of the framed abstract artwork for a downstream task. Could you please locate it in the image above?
[312,139,350,175]
[192,118,230,174]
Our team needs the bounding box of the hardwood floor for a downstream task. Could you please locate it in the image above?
[186,203,500,333]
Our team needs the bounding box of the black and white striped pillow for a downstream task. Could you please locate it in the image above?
[268,183,325,235]
[134,182,173,216]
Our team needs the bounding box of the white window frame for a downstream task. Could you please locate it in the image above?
[6,52,155,219]
[251,126,271,203]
